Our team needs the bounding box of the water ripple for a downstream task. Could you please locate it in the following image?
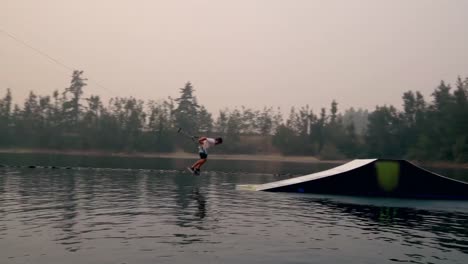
[1,168,468,264]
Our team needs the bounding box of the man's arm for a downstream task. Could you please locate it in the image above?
[198,137,207,145]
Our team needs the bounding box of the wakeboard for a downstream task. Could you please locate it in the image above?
[187,167,200,175]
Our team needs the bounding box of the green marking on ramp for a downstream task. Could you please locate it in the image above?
[375,161,400,192]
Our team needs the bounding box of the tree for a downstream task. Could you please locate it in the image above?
[240,107,257,134]
[18,91,41,146]
[256,107,274,135]
[340,122,359,157]
[63,70,87,130]
[401,91,419,154]
[146,99,176,152]
[121,97,146,151]
[366,105,403,158]
[273,105,316,155]
[272,124,303,155]
[197,106,213,134]
[214,109,228,135]
[453,77,468,135]
[452,77,468,161]
[47,90,66,148]
[330,100,338,125]
[37,95,53,146]
[81,95,103,148]
[427,81,456,159]
[310,108,327,154]
[342,107,369,135]
[226,108,242,143]
[0,89,12,146]
[174,82,199,133]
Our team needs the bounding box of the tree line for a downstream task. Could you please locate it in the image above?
[1,70,467,162]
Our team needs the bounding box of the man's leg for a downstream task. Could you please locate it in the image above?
[191,159,202,169]
[193,159,207,170]
[191,159,206,169]
[193,151,208,170]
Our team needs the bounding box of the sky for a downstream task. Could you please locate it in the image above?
[1,0,468,115]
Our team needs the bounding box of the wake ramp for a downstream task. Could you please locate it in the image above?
[250,159,468,200]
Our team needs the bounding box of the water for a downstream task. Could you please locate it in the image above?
[1,154,468,264]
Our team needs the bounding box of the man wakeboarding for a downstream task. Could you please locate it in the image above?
[188,136,223,175]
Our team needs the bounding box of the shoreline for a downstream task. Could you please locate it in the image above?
[0,148,333,164]
[0,148,467,169]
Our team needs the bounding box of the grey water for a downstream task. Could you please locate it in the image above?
[1,154,468,264]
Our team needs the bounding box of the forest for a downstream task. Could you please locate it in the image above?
[1,70,467,162]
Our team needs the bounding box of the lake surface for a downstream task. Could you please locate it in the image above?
[1,153,468,264]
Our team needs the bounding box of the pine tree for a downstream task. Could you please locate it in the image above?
[0,89,12,146]
[174,82,199,133]
[63,70,87,130]
[197,106,213,134]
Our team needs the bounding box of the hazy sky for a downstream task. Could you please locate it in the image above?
[1,0,468,114]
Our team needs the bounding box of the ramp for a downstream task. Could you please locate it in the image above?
[253,159,468,200]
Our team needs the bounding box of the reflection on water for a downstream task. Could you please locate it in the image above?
[1,156,468,264]
[298,196,468,255]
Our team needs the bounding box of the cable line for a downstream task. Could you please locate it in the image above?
[0,28,116,95]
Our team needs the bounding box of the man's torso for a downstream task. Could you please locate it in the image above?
[202,138,216,152]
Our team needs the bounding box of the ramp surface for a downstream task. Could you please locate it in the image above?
[254,159,468,200]
[256,159,376,191]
